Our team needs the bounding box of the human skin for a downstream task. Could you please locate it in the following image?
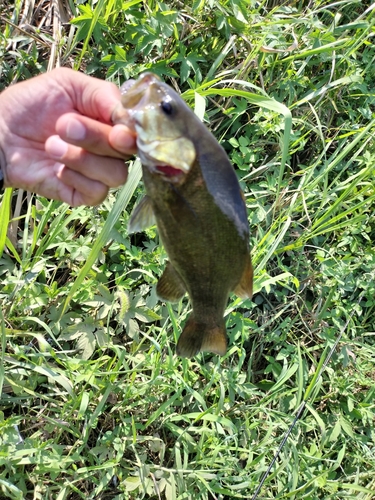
[0,67,137,206]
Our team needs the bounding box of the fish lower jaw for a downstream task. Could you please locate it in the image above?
[137,136,194,176]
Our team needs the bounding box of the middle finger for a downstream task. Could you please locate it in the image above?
[45,135,128,187]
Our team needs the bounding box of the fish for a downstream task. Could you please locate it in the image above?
[112,73,253,358]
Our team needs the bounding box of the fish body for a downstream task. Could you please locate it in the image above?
[112,73,253,357]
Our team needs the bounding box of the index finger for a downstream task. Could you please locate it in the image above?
[56,113,137,159]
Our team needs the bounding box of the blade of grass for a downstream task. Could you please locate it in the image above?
[0,188,13,258]
[60,159,142,318]
[0,305,5,398]
[291,75,363,108]
[74,0,106,70]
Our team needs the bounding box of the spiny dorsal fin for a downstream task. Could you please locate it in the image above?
[156,261,186,303]
[128,196,156,234]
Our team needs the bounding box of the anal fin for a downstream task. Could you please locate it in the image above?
[157,261,186,302]
[176,317,227,358]
[234,253,253,299]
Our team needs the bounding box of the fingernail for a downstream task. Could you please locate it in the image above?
[66,119,86,141]
[46,136,68,159]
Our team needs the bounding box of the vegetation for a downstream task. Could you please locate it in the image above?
[1,0,375,498]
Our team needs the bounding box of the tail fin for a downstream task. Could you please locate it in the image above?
[176,317,227,358]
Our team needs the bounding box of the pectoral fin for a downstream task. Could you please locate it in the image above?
[176,317,227,358]
[234,254,253,299]
[128,196,156,234]
[156,261,186,302]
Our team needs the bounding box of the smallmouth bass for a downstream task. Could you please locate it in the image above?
[112,73,253,357]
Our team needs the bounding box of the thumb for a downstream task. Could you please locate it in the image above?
[54,68,122,123]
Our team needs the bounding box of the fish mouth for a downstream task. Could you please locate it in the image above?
[112,73,160,128]
[155,164,185,178]
[120,73,160,107]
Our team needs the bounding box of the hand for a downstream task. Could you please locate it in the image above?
[0,67,137,206]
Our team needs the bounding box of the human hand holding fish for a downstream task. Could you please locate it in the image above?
[112,73,253,358]
[0,67,136,205]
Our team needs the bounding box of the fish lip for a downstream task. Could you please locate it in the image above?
[111,105,145,132]
[133,110,145,127]
[112,75,158,127]
[119,75,160,113]
[112,101,144,133]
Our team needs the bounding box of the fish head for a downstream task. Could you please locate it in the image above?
[112,73,196,183]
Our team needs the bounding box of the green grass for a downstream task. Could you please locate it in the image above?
[1,0,375,498]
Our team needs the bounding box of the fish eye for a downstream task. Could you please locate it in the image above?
[161,99,173,115]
